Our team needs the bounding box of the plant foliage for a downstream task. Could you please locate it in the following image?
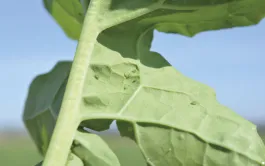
[23,0,265,165]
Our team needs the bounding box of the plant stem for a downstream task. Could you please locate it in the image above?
[42,1,100,166]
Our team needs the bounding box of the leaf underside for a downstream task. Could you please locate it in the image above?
[24,0,265,165]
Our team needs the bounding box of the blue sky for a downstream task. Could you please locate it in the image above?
[0,1,265,130]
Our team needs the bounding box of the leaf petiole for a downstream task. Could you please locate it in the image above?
[42,1,100,165]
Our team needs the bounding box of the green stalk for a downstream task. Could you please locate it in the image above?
[42,1,100,166]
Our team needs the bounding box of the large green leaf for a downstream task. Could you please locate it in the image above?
[72,35,265,165]
[44,0,265,40]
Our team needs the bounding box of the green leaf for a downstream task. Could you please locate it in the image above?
[71,131,120,166]
[66,132,122,166]
[43,0,265,40]
[43,0,87,39]
[23,61,70,155]
[80,37,265,165]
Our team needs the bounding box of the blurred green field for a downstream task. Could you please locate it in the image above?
[1,130,264,166]
[0,135,42,166]
[0,132,147,166]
